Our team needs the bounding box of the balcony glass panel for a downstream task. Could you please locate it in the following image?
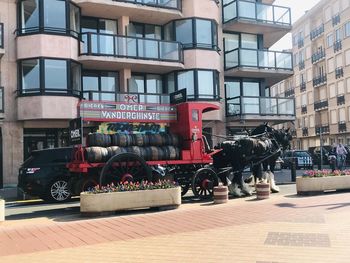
[81,33,182,62]
[260,97,278,115]
[225,49,239,68]
[115,0,180,9]
[258,50,275,68]
[278,98,295,115]
[238,1,255,19]
[242,97,259,114]
[241,49,258,66]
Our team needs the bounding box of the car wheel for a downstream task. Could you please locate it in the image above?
[45,178,72,202]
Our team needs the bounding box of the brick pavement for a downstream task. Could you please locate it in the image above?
[1,185,350,262]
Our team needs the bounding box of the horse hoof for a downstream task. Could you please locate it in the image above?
[271,185,280,193]
[229,184,243,197]
[242,184,253,196]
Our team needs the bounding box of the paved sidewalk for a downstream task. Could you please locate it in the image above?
[1,185,350,262]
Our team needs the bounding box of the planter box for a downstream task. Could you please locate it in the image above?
[296,176,350,195]
[80,187,181,216]
[0,199,4,222]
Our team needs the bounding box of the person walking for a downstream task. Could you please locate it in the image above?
[336,143,348,170]
[328,145,337,172]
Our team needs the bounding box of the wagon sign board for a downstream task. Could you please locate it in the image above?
[79,101,177,123]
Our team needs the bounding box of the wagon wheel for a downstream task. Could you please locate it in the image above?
[100,152,152,186]
[168,168,191,196]
[192,168,219,199]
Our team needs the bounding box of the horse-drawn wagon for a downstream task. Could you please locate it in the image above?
[66,91,292,201]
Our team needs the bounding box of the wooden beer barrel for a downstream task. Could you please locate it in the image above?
[134,134,149,147]
[162,146,180,160]
[145,146,163,161]
[87,133,111,147]
[160,133,180,146]
[111,134,133,147]
[106,146,126,159]
[84,147,109,162]
[149,134,163,146]
[126,146,145,157]
[213,185,228,204]
[169,134,180,146]
[256,182,270,200]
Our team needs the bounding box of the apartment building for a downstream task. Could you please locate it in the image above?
[0,0,293,192]
[272,0,350,150]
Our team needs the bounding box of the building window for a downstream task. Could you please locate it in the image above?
[166,69,219,100]
[19,58,81,96]
[345,21,350,38]
[0,87,3,113]
[164,18,218,50]
[82,71,119,101]
[18,0,80,37]
[327,33,333,47]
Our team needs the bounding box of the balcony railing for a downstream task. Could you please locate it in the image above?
[297,38,304,49]
[300,82,306,92]
[310,24,324,41]
[301,105,307,114]
[314,99,328,111]
[226,96,295,117]
[80,32,183,63]
[332,13,340,27]
[82,91,171,104]
[284,88,295,97]
[315,125,330,135]
[0,23,3,49]
[291,129,297,137]
[337,94,345,105]
[302,127,308,137]
[311,49,325,64]
[335,67,344,79]
[339,122,347,133]
[334,40,342,52]
[224,48,293,71]
[82,90,221,103]
[223,0,291,26]
[313,75,327,87]
[113,0,181,10]
[298,60,305,70]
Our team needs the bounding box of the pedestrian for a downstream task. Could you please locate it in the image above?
[328,145,337,172]
[336,143,348,170]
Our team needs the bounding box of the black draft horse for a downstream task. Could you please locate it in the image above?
[212,123,292,196]
[248,123,292,192]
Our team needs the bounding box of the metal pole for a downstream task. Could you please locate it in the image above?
[320,127,323,170]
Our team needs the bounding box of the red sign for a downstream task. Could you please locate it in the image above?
[79,101,177,123]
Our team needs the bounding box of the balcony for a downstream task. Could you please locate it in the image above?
[332,14,340,27]
[222,0,291,48]
[311,49,325,64]
[298,60,305,70]
[300,82,306,92]
[313,75,327,87]
[337,94,345,106]
[301,105,307,114]
[315,125,330,135]
[302,127,308,137]
[339,122,347,133]
[284,88,295,97]
[314,99,328,111]
[74,0,181,24]
[291,129,297,138]
[0,23,4,58]
[224,48,293,86]
[79,32,184,73]
[310,24,324,41]
[83,91,171,104]
[226,96,295,123]
[334,40,342,52]
[335,67,344,79]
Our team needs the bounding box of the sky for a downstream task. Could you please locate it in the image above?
[271,0,322,50]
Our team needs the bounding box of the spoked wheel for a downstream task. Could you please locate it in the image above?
[192,168,219,199]
[46,178,72,202]
[100,152,152,186]
[168,168,191,196]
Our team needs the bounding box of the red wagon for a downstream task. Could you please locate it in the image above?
[67,93,221,199]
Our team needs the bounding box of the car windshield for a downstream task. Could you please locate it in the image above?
[21,148,73,167]
[296,152,309,157]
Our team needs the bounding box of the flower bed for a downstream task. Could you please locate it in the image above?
[80,181,181,216]
[297,170,350,195]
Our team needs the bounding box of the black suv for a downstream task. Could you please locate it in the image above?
[18,147,73,202]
